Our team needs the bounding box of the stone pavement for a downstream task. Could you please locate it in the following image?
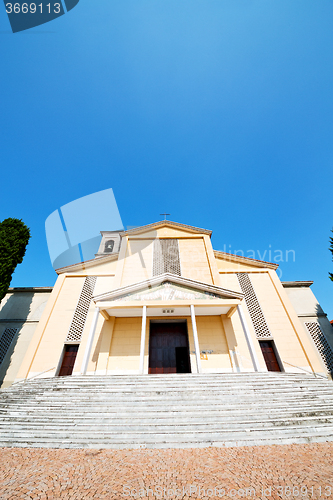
[0,443,332,500]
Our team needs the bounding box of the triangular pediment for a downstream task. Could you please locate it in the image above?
[93,273,243,304]
[119,282,221,301]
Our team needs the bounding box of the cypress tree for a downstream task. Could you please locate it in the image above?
[329,229,333,281]
[0,218,30,304]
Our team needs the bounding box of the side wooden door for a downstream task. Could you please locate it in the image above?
[58,345,79,377]
[259,341,281,372]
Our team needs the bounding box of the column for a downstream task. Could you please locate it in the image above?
[237,304,260,372]
[139,305,147,375]
[190,304,202,373]
[229,349,240,373]
[81,307,100,375]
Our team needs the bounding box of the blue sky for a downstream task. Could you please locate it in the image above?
[1,0,333,318]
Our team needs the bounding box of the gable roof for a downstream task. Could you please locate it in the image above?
[120,220,212,237]
[55,252,119,274]
[213,250,279,270]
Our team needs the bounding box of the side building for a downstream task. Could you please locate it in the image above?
[1,220,333,385]
[0,287,53,388]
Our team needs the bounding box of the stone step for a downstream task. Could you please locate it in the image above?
[4,387,328,399]
[3,383,332,394]
[2,422,333,442]
[16,372,326,380]
[1,373,333,449]
[0,432,332,449]
[2,414,333,432]
[6,376,329,389]
[3,386,333,398]
[1,407,333,424]
[0,407,330,420]
[8,376,329,386]
[2,398,333,412]
[3,410,333,426]
[2,397,333,410]
[3,405,333,419]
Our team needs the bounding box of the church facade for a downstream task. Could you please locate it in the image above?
[2,220,333,385]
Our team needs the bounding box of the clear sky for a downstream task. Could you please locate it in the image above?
[1,0,332,319]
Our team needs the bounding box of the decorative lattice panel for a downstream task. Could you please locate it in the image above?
[236,273,271,338]
[66,276,97,342]
[0,327,18,365]
[153,239,181,277]
[305,322,333,374]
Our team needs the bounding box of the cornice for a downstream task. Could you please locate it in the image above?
[213,250,279,270]
[56,253,119,274]
[120,220,212,237]
[282,281,314,288]
[6,287,53,293]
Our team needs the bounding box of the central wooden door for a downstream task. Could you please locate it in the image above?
[259,341,281,372]
[149,322,191,374]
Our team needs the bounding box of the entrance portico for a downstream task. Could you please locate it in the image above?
[80,274,260,376]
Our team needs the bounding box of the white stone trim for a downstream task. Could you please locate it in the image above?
[139,306,147,375]
[190,305,202,374]
[237,305,260,372]
[80,307,100,375]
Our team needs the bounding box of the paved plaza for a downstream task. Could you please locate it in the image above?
[0,443,333,500]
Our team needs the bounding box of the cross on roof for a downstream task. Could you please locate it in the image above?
[160,213,170,220]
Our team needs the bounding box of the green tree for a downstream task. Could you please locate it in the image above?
[329,229,333,281]
[0,218,30,304]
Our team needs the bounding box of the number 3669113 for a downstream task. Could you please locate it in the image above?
[5,3,61,14]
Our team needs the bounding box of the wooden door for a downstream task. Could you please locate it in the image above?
[58,345,79,377]
[149,322,191,374]
[259,341,281,372]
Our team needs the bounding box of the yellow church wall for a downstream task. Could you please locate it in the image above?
[93,317,115,375]
[250,272,324,373]
[107,317,142,374]
[268,271,326,374]
[178,238,213,284]
[195,316,231,373]
[120,240,154,287]
[203,235,221,286]
[218,273,242,294]
[59,258,118,277]
[94,276,116,296]
[23,276,86,378]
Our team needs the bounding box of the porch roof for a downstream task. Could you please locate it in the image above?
[94,273,243,319]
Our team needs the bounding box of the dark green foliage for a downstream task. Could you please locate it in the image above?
[0,219,30,304]
[329,229,333,281]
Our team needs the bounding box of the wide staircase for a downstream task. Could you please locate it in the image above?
[1,373,333,449]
